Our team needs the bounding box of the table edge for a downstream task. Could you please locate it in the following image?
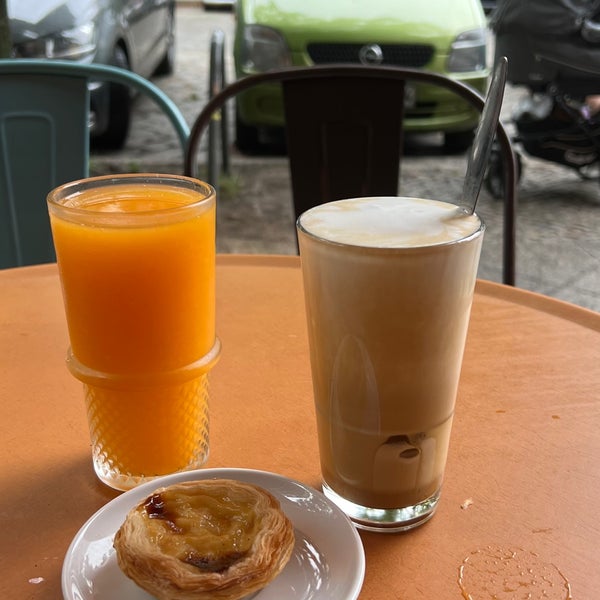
[475,279,600,331]
[216,253,301,269]
[216,255,600,331]
[3,257,598,332]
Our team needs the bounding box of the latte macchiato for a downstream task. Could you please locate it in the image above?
[298,197,484,531]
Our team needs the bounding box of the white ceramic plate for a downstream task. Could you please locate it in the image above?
[62,468,365,600]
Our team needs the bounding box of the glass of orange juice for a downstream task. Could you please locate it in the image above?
[47,174,219,491]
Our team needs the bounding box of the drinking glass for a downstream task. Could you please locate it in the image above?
[48,174,219,491]
[297,196,484,531]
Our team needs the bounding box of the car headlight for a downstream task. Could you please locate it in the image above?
[447,28,487,73]
[240,25,291,72]
[13,23,96,61]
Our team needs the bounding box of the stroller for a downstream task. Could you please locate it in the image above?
[485,0,600,197]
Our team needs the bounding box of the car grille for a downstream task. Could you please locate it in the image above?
[307,43,435,67]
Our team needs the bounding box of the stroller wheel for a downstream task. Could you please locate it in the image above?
[484,145,522,199]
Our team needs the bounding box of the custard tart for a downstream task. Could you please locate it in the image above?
[113,479,295,600]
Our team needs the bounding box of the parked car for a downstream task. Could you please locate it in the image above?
[8,0,176,149]
[233,0,490,153]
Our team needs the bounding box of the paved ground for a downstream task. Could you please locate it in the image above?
[91,4,600,312]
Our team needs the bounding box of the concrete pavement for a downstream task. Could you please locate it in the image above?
[91,4,600,312]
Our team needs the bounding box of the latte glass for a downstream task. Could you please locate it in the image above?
[297,196,484,531]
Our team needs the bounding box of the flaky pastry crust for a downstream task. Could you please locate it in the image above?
[113,479,295,600]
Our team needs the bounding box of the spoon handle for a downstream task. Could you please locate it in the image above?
[460,56,508,215]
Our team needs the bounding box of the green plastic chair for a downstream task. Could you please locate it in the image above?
[0,59,190,269]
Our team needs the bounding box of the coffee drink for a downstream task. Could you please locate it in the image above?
[298,197,484,530]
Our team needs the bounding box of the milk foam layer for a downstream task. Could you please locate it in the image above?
[299,197,482,248]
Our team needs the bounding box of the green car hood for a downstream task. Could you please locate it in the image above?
[242,0,485,48]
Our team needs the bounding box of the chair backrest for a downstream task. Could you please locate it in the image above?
[0,59,189,269]
[184,64,517,286]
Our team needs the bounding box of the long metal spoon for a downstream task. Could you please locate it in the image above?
[460,56,508,215]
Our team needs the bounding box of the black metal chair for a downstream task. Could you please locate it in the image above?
[185,64,517,285]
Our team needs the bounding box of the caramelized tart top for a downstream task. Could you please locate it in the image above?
[114,479,295,600]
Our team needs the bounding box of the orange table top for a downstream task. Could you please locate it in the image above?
[1,255,599,599]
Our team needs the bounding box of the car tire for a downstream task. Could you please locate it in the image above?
[92,46,131,150]
[443,129,474,154]
[155,6,175,76]
[235,109,261,154]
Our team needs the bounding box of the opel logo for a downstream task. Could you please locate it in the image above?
[359,44,383,65]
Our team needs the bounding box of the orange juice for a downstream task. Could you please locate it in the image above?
[48,175,218,490]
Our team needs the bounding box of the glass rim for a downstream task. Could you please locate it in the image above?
[47,173,215,226]
[296,197,485,251]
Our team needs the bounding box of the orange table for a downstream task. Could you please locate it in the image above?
[1,255,599,599]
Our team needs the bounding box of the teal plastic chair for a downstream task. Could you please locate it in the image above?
[0,59,190,269]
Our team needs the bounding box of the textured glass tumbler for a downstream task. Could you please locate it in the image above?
[86,379,209,491]
[70,342,220,491]
[48,174,219,491]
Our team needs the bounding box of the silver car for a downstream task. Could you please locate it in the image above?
[8,0,176,149]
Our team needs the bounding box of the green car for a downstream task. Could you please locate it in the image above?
[233,0,490,153]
